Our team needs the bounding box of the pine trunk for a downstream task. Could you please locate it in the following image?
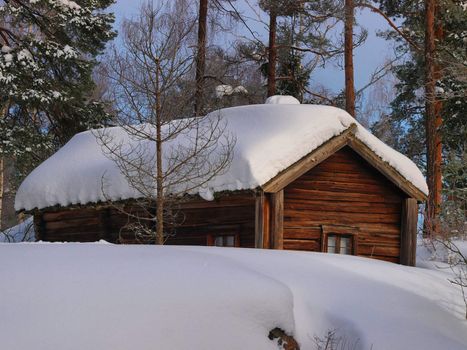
[344,0,355,116]
[0,102,6,230]
[424,0,442,236]
[194,0,208,116]
[267,11,277,97]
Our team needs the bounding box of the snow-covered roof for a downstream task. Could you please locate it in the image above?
[15,98,428,211]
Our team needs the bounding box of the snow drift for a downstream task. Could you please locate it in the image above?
[0,244,465,350]
[15,100,428,211]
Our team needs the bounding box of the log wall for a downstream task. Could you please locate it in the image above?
[283,147,406,263]
[36,193,256,247]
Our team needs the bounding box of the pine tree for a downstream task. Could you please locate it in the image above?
[194,0,208,116]
[0,0,115,227]
[259,0,305,97]
[0,0,116,146]
[344,0,355,116]
[373,0,466,235]
[275,22,312,100]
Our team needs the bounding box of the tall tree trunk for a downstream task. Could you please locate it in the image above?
[155,58,164,245]
[344,0,355,116]
[425,0,443,236]
[267,10,277,97]
[0,101,7,230]
[0,157,3,230]
[194,0,208,116]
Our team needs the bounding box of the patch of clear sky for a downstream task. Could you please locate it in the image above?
[111,0,397,96]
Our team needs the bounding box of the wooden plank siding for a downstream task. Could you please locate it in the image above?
[37,193,257,247]
[283,146,407,263]
[400,198,418,266]
[33,143,418,265]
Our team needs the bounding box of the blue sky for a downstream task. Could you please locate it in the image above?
[111,0,397,95]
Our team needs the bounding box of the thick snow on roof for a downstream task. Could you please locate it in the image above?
[264,95,300,104]
[0,244,466,350]
[15,100,428,211]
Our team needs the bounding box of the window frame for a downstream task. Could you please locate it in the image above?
[321,225,359,255]
[207,233,240,247]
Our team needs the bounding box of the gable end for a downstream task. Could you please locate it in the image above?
[262,125,427,202]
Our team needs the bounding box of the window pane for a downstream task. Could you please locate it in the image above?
[340,237,352,255]
[225,235,235,247]
[214,236,223,247]
[327,235,336,253]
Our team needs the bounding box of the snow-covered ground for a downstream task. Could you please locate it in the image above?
[1,243,466,350]
[417,237,467,269]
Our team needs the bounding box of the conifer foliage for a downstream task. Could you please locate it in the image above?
[0,0,116,151]
[0,0,116,207]
[374,0,466,234]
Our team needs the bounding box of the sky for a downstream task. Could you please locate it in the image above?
[111,0,397,95]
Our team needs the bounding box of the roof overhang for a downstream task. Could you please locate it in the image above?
[261,124,427,202]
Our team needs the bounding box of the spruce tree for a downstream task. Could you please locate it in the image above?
[0,0,116,147]
[0,0,115,226]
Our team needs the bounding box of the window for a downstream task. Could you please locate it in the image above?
[321,225,358,255]
[207,233,239,247]
[326,234,353,255]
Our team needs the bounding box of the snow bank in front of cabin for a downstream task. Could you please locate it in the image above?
[15,102,427,211]
[0,244,465,350]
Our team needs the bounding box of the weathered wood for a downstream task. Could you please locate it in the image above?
[284,239,320,251]
[348,136,427,202]
[271,190,284,249]
[177,194,255,209]
[180,206,254,227]
[284,211,400,225]
[283,226,322,240]
[98,208,116,242]
[34,140,421,266]
[43,208,100,222]
[290,179,401,196]
[285,200,401,214]
[262,194,271,249]
[322,224,359,234]
[301,174,383,186]
[255,192,264,248]
[357,232,400,245]
[358,244,400,258]
[358,255,400,263]
[262,125,357,192]
[39,192,256,246]
[282,146,405,263]
[261,125,426,202]
[285,188,403,204]
[46,217,101,230]
[400,198,418,266]
[33,211,45,241]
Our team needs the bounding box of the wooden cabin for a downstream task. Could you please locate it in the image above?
[15,97,427,265]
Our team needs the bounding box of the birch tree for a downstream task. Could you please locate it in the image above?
[99,1,234,244]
